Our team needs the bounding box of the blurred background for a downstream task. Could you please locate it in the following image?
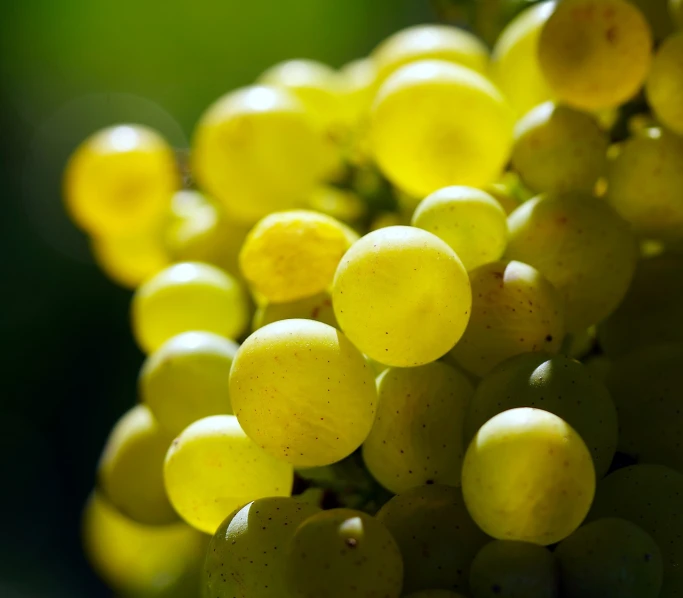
[0,1,442,595]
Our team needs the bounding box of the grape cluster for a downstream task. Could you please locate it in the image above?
[66,1,683,597]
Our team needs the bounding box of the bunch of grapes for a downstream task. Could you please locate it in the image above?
[65,1,683,597]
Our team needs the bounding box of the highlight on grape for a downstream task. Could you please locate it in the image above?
[67,1,683,597]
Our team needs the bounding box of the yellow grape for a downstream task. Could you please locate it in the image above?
[377,484,489,594]
[490,2,556,117]
[484,182,522,216]
[506,191,638,332]
[91,226,170,290]
[64,125,179,236]
[97,405,177,525]
[462,408,595,545]
[362,361,474,493]
[466,353,618,478]
[370,60,514,198]
[163,415,293,534]
[239,210,357,303]
[191,85,326,223]
[132,262,249,353]
[140,331,239,437]
[306,184,367,225]
[339,57,379,127]
[647,33,683,135]
[372,24,489,83]
[229,319,377,467]
[286,509,404,598]
[469,540,560,598]
[252,291,337,331]
[82,492,206,598]
[511,102,609,194]
[411,186,508,272]
[204,496,320,598]
[332,226,471,367]
[448,261,565,378]
[538,0,653,111]
[605,128,683,242]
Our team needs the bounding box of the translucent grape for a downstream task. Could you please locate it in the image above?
[332,226,471,367]
[598,253,683,357]
[466,353,618,478]
[372,24,489,83]
[605,343,683,473]
[589,464,683,596]
[448,261,565,377]
[411,186,508,271]
[285,508,403,598]
[252,292,337,331]
[229,319,377,467]
[191,85,326,223]
[91,225,170,290]
[132,262,249,353]
[485,182,522,216]
[556,518,663,598]
[163,415,293,534]
[370,60,514,197]
[648,33,683,136]
[490,2,556,116]
[362,361,474,493]
[462,408,595,545]
[306,185,367,225]
[469,540,560,598]
[64,125,179,236]
[339,57,378,128]
[82,492,206,598]
[511,102,609,194]
[239,210,357,304]
[538,0,653,110]
[140,331,239,437]
[97,405,177,525]
[204,497,320,598]
[377,484,489,594]
[605,128,683,242]
[506,191,638,332]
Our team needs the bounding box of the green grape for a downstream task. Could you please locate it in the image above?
[629,0,675,40]
[490,2,556,117]
[583,354,612,383]
[97,405,177,525]
[484,182,521,216]
[239,210,357,304]
[306,185,367,225]
[411,186,508,271]
[605,343,683,472]
[163,189,251,281]
[285,508,404,598]
[191,85,326,224]
[64,125,179,236]
[163,415,293,534]
[605,128,683,242]
[589,464,683,597]
[140,331,239,437]
[506,191,638,332]
[82,492,206,598]
[538,0,653,111]
[377,484,489,594]
[511,102,609,194]
[332,226,471,367]
[370,60,514,197]
[556,518,663,598]
[598,254,683,357]
[372,24,490,83]
[469,540,560,598]
[132,262,249,353]
[252,291,337,331]
[339,57,378,128]
[204,497,320,598]
[448,261,565,377]
[466,353,618,478]
[229,319,377,467]
[362,361,474,493]
[462,408,595,545]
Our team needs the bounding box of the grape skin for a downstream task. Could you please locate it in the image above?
[462,408,595,546]
[229,319,377,467]
[252,291,338,331]
[647,32,683,134]
[362,361,474,493]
